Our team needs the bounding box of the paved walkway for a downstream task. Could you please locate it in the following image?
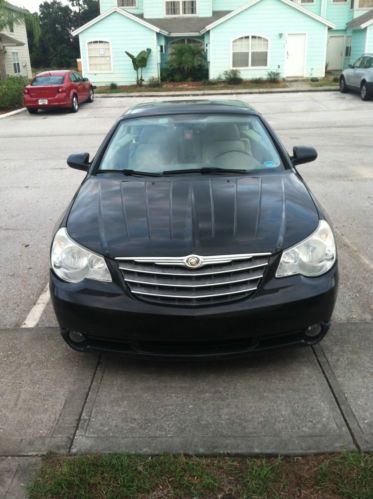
[1,323,372,497]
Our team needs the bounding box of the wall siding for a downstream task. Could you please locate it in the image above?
[79,12,158,85]
[213,0,246,10]
[350,29,366,60]
[325,1,352,30]
[301,0,322,16]
[1,20,32,78]
[209,0,328,79]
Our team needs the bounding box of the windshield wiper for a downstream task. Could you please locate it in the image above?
[163,167,249,175]
[98,169,162,177]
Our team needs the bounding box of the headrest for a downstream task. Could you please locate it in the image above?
[207,124,241,141]
[138,126,169,144]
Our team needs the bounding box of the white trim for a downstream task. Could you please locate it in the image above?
[72,7,168,36]
[0,107,26,119]
[230,34,270,70]
[331,0,348,3]
[300,0,315,5]
[361,18,373,29]
[284,32,308,78]
[86,39,113,74]
[202,0,335,33]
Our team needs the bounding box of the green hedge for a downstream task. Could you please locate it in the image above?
[0,76,28,110]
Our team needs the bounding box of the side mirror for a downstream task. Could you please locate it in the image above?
[348,64,354,69]
[67,153,90,171]
[291,146,318,167]
[82,77,89,82]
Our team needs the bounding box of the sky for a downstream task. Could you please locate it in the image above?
[10,0,69,13]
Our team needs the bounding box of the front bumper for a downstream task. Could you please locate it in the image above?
[50,263,338,359]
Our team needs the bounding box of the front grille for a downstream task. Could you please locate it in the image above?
[117,253,270,307]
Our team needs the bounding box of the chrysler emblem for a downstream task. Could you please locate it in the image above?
[185,255,202,269]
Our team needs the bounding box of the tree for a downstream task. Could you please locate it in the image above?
[167,44,207,81]
[0,0,40,79]
[125,48,151,86]
[69,0,99,28]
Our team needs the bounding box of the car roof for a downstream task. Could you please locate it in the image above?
[35,70,72,77]
[122,100,259,118]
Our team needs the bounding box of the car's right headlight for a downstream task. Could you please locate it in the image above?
[276,220,336,278]
[51,228,111,283]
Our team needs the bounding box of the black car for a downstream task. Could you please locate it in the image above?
[50,100,338,359]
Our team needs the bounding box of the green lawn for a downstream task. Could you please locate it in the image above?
[28,452,373,498]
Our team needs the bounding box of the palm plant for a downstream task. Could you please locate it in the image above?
[0,0,40,79]
[125,48,151,86]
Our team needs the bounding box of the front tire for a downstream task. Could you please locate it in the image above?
[339,76,347,93]
[71,95,79,113]
[360,82,370,101]
[88,87,94,103]
[27,108,38,114]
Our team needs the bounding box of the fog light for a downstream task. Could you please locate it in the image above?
[69,330,86,344]
[305,324,322,339]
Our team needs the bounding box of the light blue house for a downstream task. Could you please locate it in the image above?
[72,0,373,85]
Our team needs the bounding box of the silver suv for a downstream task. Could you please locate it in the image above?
[340,54,373,101]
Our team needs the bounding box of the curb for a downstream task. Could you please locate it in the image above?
[95,87,338,99]
[0,107,26,119]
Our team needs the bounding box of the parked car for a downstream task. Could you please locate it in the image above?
[50,100,338,359]
[340,54,373,100]
[23,70,94,114]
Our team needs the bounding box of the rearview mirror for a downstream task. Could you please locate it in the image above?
[291,146,318,167]
[67,153,90,171]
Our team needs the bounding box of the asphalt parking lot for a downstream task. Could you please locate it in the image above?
[1,91,373,495]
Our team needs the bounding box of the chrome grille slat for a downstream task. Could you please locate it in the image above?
[117,253,270,307]
[131,285,258,300]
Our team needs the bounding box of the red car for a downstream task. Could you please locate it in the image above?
[23,70,94,114]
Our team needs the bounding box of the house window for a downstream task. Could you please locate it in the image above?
[118,0,136,7]
[166,0,197,16]
[357,0,373,6]
[300,0,314,4]
[87,41,112,72]
[332,0,347,3]
[232,36,269,68]
[345,36,352,57]
[12,52,21,74]
[9,21,14,33]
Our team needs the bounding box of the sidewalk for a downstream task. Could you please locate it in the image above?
[95,83,338,99]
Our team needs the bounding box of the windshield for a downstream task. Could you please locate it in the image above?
[31,75,65,86]
[98,114,283,174]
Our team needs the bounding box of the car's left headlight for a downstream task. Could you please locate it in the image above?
[276,220,336,278]
[51,227,112,283]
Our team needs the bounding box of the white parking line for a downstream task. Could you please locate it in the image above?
[21,283,50,328]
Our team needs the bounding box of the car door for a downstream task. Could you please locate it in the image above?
[345,57,363,87]
[349,57,366,88]
[74,72,90,102]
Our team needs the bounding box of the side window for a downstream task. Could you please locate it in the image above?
[363,57,373,69]
[70,73,77,82]
[73,72,82,81]
[353,57,362,68]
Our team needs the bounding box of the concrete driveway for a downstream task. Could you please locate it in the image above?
[1,91,372,495]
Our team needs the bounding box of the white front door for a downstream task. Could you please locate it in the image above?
[327,36,345,70]
[285,34,306,77]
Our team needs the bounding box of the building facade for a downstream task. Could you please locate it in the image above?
[73,0,373,85]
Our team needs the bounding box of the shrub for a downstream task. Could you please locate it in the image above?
[0,76,28,110]
[266,71,281,83]
[223,69,243,85]
[109,82,118,90]
[167,44,208,81]
[147,77,162,88]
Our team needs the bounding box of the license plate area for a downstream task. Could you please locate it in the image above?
[38,99,48,105]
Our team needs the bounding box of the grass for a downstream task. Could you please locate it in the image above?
[96,80,288,94]
[28,452,373,498]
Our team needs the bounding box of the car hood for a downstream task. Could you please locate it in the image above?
[66,173,319,258]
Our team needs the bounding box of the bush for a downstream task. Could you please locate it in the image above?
[266,71,281,83]
[251,77,264,84]
[167,44,208,81]
[0,76,28,110]
[147,77,162,88]
[223,69,243,85]
[109,82,118,90]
